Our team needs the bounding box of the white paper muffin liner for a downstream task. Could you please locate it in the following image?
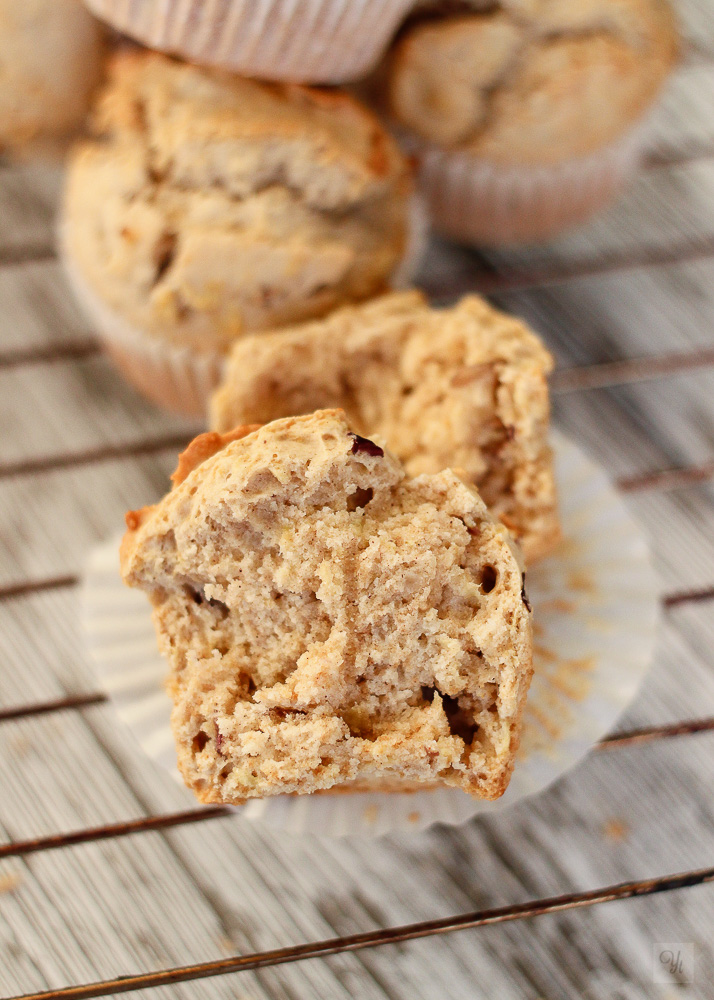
[61,246,228,419]
[59,196,427,418]
[83,431,659,837]
[85,0,416,83]
[412,117,654,246]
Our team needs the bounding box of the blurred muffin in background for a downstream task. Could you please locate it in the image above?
[84,0,417,84]
[0,0,105,156]
[378,0,678,245]
[60,51,415,416]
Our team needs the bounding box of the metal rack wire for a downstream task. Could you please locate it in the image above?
[8,866,714,1000]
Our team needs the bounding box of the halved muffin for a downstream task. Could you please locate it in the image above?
[211,291,559,563]
[121,410,534,802]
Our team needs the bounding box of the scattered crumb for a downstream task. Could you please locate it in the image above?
[567,569,596,594]
[539,597,577,614]
[585,616,615,634]
[603,819,629,842]
[216,935,234,955]
[534,643,558,664]
[408,811,421,824]
[9,734,33,759]
[523,703,562,743]
[553,535,582,560]
[363,805,379,824]
[519,648,597,760]
[547,656,596,702]
[0,872,22,894]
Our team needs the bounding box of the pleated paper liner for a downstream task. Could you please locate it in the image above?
[83,431,659,837]
[410,117,653,246]
[84,0,416,84]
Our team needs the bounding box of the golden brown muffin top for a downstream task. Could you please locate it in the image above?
[383,0,678,163]
[62,51,413,352]
[95,50,408,209]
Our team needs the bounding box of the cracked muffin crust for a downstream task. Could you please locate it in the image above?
[0,0,104,155]
[121,410,534,802]
[383,0,678,163]
[211,291,559,563]
[61,51,413,354]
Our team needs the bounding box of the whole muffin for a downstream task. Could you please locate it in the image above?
[61,51,414,414]
[0,0,105,155]
[379,0,678,243]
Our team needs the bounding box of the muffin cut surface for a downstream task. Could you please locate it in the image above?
[121,411,533,802]
[211,291,559,563]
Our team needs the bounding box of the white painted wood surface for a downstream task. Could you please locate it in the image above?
[1,3,714,996]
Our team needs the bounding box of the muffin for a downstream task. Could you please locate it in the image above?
[121,410,534,802]
[84,0,417,84]
[0,0,105,156]
[379,0,678,244]
[60,51,415,416]
[211,291,559,563]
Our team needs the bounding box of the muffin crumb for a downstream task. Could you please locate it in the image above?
[211,291,560,562]
[121,410,534,802]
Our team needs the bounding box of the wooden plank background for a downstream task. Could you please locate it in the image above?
[1,1,713,997]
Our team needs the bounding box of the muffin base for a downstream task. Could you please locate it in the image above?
[62,248,227,418]
[414,117,653,247]
[84,0,415,83]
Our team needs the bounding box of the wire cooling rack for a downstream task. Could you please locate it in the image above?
[2,12,714,996]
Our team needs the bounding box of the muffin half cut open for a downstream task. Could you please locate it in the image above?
[121,410,534,803]
[211,291,560,564]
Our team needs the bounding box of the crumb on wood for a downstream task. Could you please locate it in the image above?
[567,569,596,594]
[0,872,22,894]
[603,819,629,843]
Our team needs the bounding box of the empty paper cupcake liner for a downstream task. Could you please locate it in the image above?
[59,196,427,418]
[412,117,654,247]
[85,0,416,83]
[83,431,659,838]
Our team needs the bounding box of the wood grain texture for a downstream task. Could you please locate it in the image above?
[11,867,714,1000]
[0,10,713,999]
